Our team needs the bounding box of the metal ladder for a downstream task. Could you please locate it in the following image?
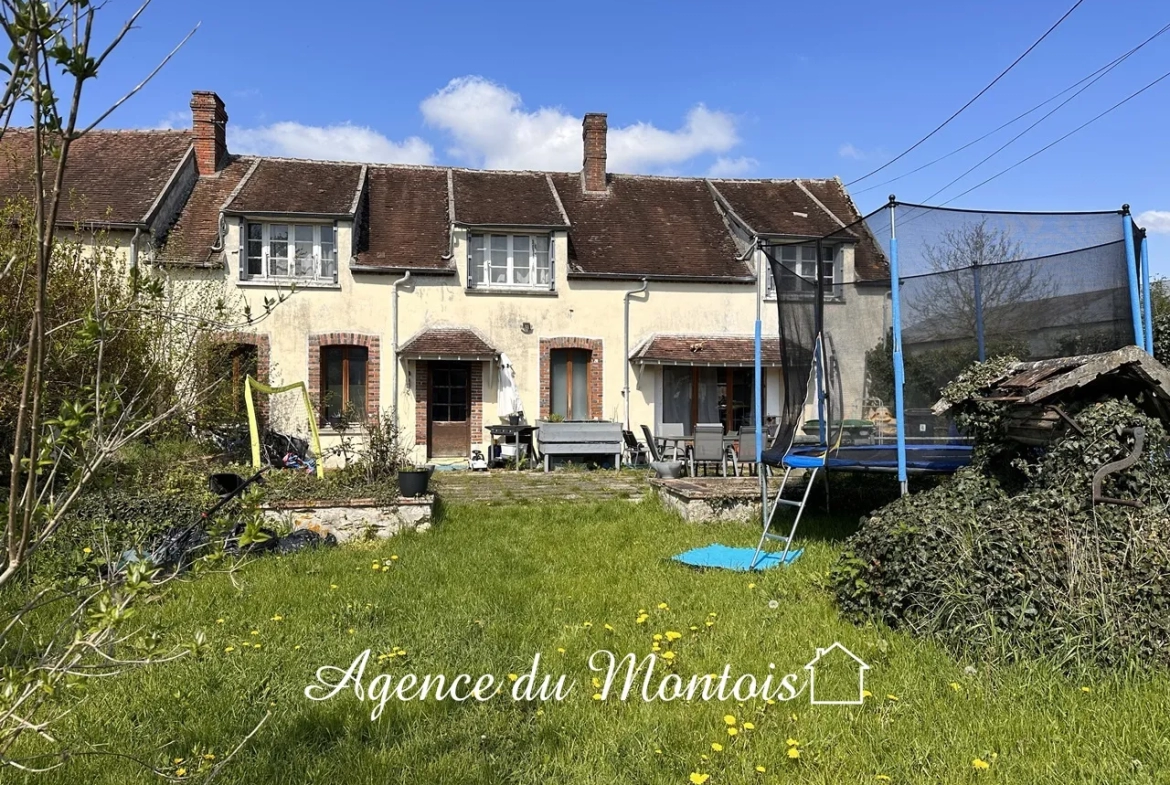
[749,465,820,570]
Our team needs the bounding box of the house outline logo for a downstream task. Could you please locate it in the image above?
[804,642,871,705]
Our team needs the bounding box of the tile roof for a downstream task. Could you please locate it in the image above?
[630,334,784,366]
[355,166,453,272]
[398,326,499,359]
[225,159,362,215]
[453,170,566,227]
[0,130,192,225]
[158,155,253,265]
[550,173,752,280]
[712,180,844,237]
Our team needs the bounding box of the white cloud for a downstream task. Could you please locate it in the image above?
[707,156,758,178]
[838,142,866,160]
[230,122,434,164]
[154,111,188,131]
[419,76,741,173]
[1137,210,1170,235]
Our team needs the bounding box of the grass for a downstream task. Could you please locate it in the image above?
[9,495,1170,784]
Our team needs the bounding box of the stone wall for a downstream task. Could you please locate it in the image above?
[262,497,432,543]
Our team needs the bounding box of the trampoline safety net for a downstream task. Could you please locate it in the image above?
[761,201,1144,465]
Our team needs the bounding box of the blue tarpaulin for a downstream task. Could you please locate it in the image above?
[673,544,803,571]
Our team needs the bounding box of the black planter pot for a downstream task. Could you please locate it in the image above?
[397,467,433,497]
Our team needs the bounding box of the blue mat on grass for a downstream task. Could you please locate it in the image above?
[673,544,803,571]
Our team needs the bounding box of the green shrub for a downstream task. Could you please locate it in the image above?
[830,396,1170,670]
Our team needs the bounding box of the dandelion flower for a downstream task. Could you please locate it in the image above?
[175,768,187,777]
[583,622,593,628]
[661,651,676,661]
[1080,686,1091,693]
[756,765,767,773]
[743,722,755,730]
[972,758,990,770]
[689,773,710,785]
[711,743,723,752]
[253,644,261,649]
[654,748,662,754]
[372,564,381,571]
[592,677,602,688]
[658,602,669,610]
[727,727,739,737]
[653,634,663,642]
[748,582,756,589]
[250,630,259,636]
[557,647,566,654]
[82,547,92,554]
[690,625,699,631]
[330,584,339,590]
[348,628,355,635]
[701,755,709,762]
[294,645,302,650]
[203,754,215,761]
[708,612,717,617]
[705,621,715,627]
[787,747,800,759]
[271,615,283,621]
[665,631,682,641]
[886,694,898,701]
[604,623,614,632]
[786,738,799,747]
[592,693,603,701]
[724,714,737,726]
[216,618,225,624]
[224,646,235,653]
[949,682,962,692]
[391,554,399,560]
[636,614,650,624]
[862,690,873,698]
[508,674,519,682]
[174,758,185,764]
[876,776,891,782]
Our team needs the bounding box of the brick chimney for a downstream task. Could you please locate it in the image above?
[190,90,228,175]
[582,113,607,193]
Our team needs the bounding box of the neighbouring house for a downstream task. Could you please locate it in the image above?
[0,90,890,464]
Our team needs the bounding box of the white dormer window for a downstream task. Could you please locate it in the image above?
[244,222,337,282]
[766,244,842,299]
[468,233,553,290]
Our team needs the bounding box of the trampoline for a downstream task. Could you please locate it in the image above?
[775,443,972,474]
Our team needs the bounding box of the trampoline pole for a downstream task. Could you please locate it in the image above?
[1141,233,1153,354]
[888,197,909,495]
[972,262,986,362]
[755,242,767,551]
[1123,206,1143,348]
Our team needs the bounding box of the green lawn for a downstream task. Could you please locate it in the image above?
[10,496,1170,784]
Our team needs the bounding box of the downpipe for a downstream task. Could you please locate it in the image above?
[623,278,649,429]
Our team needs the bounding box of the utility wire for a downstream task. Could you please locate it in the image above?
[854,20,1170,196]
[938,66,1170,206]
[845,0,1086,187]
[923,21,1170,203]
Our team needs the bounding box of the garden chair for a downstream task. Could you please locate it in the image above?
[687,423,735,477]
[658,422,685,459]
[622,430,650,467]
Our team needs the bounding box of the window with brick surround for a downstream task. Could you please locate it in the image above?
[468,233,553,290]
[321,346,367,426]
[245,222,337,282]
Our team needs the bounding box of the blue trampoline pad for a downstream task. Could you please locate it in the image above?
[673,544,803,571]
[764,443,972,474]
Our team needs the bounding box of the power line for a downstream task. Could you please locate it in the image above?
[854,20,1170,196]
[923,21,1170,203]
[938,66,1170,206]
[845,0,1086,187]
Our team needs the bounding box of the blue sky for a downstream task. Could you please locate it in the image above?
[78,0,1168,270]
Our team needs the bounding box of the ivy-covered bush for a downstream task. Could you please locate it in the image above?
[830,377,1170,669]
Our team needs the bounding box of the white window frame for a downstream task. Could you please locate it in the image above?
[468,232,554,291]
[244,221,337,282]
[765,243,843,300]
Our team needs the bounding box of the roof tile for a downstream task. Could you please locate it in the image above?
[355,166,452,271]
[399,326,498,359]
[159,155,252,265]
[453,170,566,227]
[226,159,362,215]
[0,130,191,225]
[631,334,784,366]
[550,174,751,279]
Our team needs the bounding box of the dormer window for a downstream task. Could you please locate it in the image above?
[468,233,553,291]
[766,244,842,299]
[244,222,337,282]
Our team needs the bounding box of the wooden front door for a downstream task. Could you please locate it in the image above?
[427,362,471,458]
